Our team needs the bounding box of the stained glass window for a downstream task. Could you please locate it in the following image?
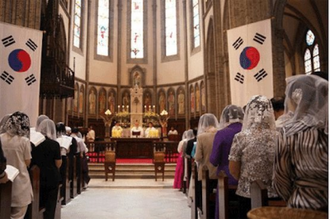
[165,0,178,56]
[304,30,321,74]
[73,0,82,48]
[192,0,200,48]
[306,30,315,46]
[97,0,110,56]
[304,49,312,74]
[131,0,144,59]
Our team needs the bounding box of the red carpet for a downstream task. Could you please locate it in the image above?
[116,158,152,164]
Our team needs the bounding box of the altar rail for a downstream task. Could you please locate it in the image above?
[86,139,180,163]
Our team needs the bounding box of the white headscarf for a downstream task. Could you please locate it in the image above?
[282,74,328,136]
[0,114,11,134]
[37,119,57,140]
[35,115,49,130]
[242,95,276,132]
[218,105,244,129]
[197,113,219,136]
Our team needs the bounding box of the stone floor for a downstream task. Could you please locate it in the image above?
[61,178,191,219]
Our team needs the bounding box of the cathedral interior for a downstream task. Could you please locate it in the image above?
[0,0,328,138]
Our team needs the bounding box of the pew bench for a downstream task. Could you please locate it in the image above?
[0,180,12,218]
[250,180,286,209]
[25,165,45,219]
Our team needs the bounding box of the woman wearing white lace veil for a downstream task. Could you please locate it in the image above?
[0,114,11,134]
[1,111,33,219]
[194,113,219,217]
[273,74,328,211]
[32,119,62,219]
[210,105,244,219]
[229,95,278,218]
[173,129,194,189]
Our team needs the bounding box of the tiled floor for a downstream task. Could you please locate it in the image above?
[61,178,191,219]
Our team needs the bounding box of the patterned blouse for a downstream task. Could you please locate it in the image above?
[273,128,328,210]
[229,127,278,198]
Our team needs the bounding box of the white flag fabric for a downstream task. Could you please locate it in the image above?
[227,19,273,107]
[0,22,43,126]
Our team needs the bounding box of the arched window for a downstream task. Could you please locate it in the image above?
[131,0,144,59]
[165,0,178,56]
[304,30,320,74]
[73,0,82,48]
[191,0,200,49]
[97,0,110,56]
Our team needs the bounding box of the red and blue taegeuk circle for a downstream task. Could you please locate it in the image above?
[8,49,31,72]
[239,47,260,70]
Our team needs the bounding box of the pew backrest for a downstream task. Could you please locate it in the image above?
[0,180,12,219]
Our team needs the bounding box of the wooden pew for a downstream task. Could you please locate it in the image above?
[60,156,71,205]
[199,166,217,219]
[218,173,229,219]
[0,180,12,219]
[76,155,82,195]
[190,162,198,219]
[25,165,45,219]
[217,172,240,219]
[250,180,286,209]
[70,156,77,199]
[55,184,63,219]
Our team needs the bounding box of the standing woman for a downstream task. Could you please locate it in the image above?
[229,95,278,218]
[173,129,194,189]
[0,111,33,219]
[273,75,328,211]
[210,105,244,219]
[194,113,219,216]
[33,119,62,219]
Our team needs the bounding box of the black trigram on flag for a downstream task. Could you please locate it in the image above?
[26,39,38,51]
[232,37,243,50]
[253,33,266,44]
[0,71,15,84]
[2,35,15,47]
[254,68,268,82]
[25,74,36,86]
[234,72,244,84]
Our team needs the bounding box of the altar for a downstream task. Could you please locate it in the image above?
[111,138,160,159]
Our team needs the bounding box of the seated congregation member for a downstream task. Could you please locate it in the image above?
[273,75,328,211]
[194,113,219,216]
[173,129,194,189]
[33,119,62,219]
[210,105,244,219]
[130,120,144,138]
[229,95,278,218]
[0,112,33,219]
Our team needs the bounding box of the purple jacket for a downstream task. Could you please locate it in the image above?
[210,122,242,186]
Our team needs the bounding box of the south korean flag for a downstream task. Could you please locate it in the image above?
[0,22,43,125]
[227,19,274,107]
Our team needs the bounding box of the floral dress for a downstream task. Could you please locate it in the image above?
[229,126,278,198]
